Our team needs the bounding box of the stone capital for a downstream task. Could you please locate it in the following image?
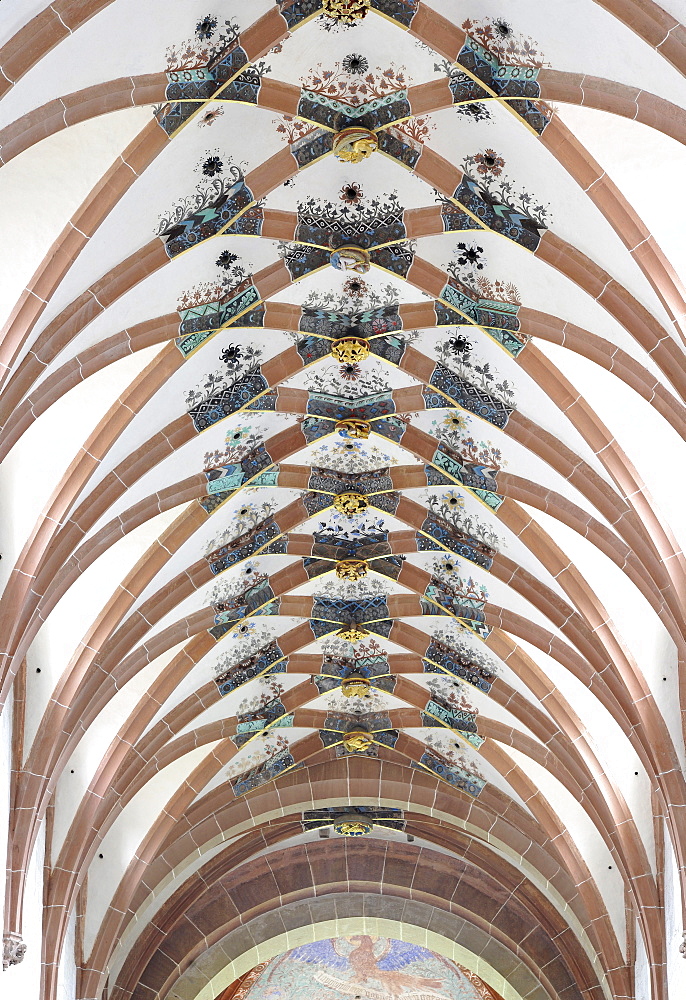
[3,932,26,971]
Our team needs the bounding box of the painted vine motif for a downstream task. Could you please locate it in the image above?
[316,13,363,33]
[391,115,437,142]
[427,556,489,604]
[434,332,517,408]
[319,634,388,661]
[165,16,241,71]
[446,242,521,307]
[424,730,486,778]
[308,437,398,473]
[208,561,270,608]
[301,283,403,312]
[430,413,506,472]
[422,489,504,551]
[211,622,277,675]
[156,153,248,239]
[429,626,500,677]
[205,495,278,555]
[304,360,393,399]
[176,260,250,311]
[314,579,395,605]
[235,674,286,717]
[326,688,389,715]
[226,732,291,780]
[461,17,548,69]
[426,674,478,716]
[273,114,321,145]
[203,423,264,472]
[300,61,408,105]
[184,340,263,412]
[461,152,552,230]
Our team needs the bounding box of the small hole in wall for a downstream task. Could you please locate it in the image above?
[663,677,667,681]
[608,865,613,869]
[36,668,41,673]
[99,854,104,859]
[635,771,639,775]
[70,770,74,774]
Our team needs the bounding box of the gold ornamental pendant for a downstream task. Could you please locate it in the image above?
[329,245,371,274]
[335,416,371,439]
[342,730,374,752]
[341,675,371,697]
[335,559,368,581]
[336,625,369,643]
[333,127,378,163]
[331,338,371,365]
[323,0,371,24]
[334,819,373,836]
[333,492,369,515]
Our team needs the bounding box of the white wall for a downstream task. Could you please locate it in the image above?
[3,822,45,996]
[664,823,686,1000]
[0,693,12,937]
[634,919,651,1000]
[56,907,77,1000]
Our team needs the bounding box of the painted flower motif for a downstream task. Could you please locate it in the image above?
[232,621,258,639]
[455,242,485,270]
[443,413,469,436]
[216,250,239,270]
[221,344,242,369]
[236,502,257,518]
[196,16,218,40]
[447,334,472,356]
[442,489,466,510]
[202,156,224,177]
[494,19,513,38]
[199,107,224,127]
[339,362,362,381]
[342,53,369,75]
[474,150,505,176]
[437,553,460,574]
[339,182,364,205]
[343,277,367,298]
[224,423,250,444]
[371,317,388,334]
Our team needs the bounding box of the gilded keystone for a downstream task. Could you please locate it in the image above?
[333,492,369,515]
[333,127,377,162]
[336,559,368,581]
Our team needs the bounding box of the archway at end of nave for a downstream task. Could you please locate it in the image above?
[212,933,510,1000]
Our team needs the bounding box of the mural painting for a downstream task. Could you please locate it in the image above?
[240,937,496,1000]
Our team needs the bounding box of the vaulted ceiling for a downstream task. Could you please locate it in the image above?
[1,2,686,1000]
